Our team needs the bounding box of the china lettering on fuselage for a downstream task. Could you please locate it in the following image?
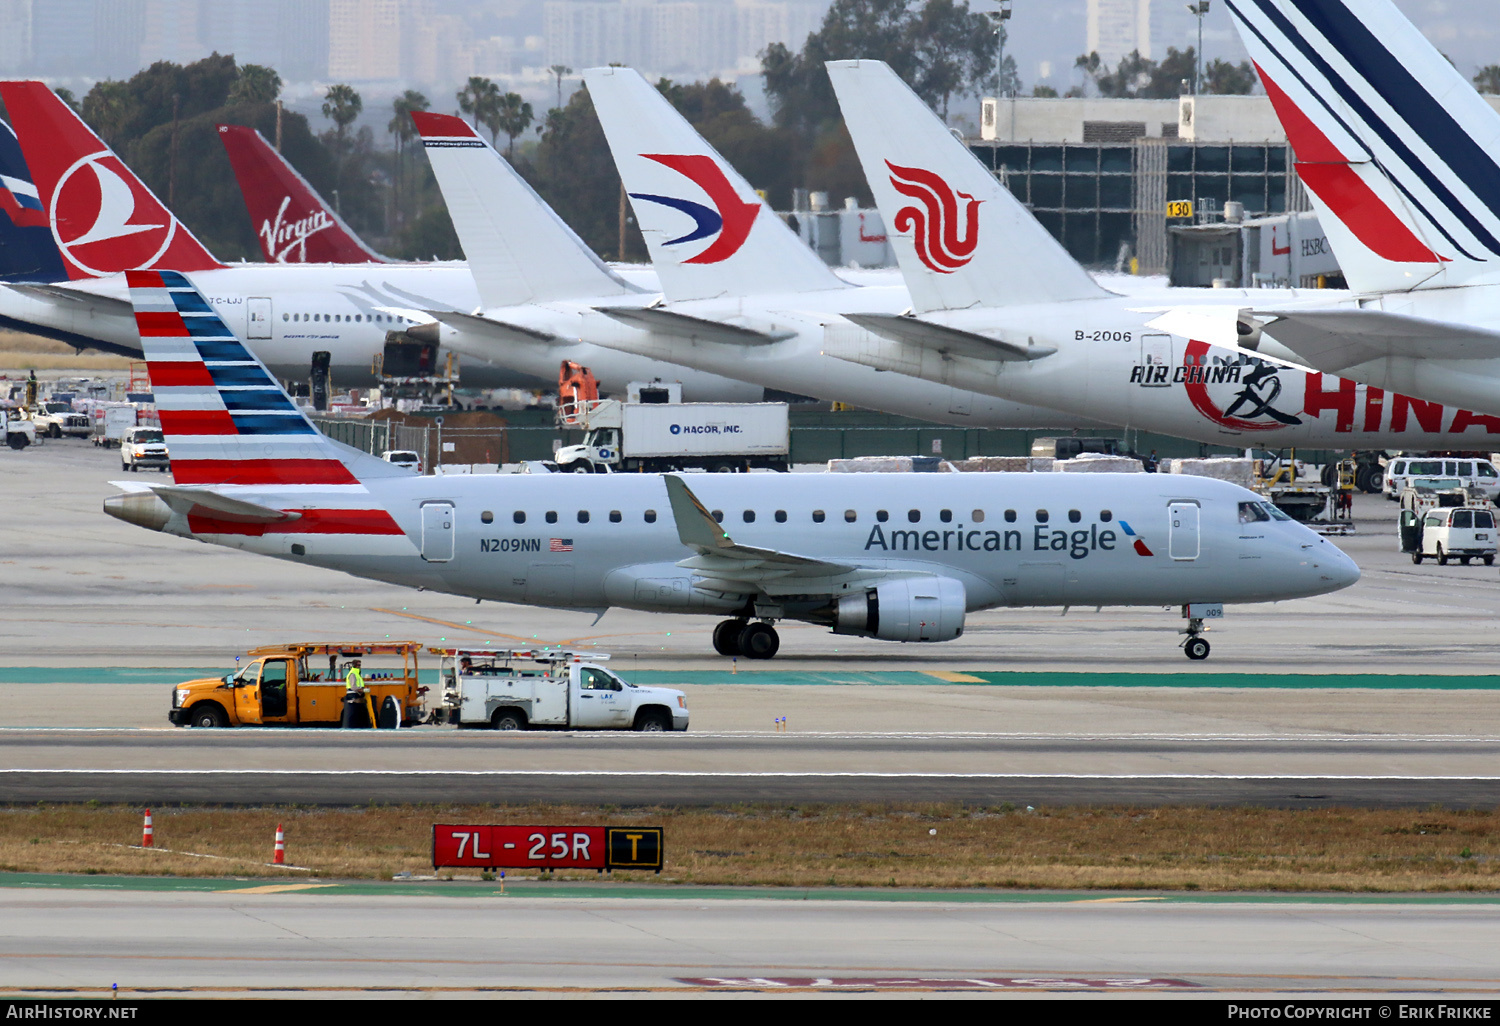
[864,522,1119,559]
[1130,362,1243,386]
[480,538,543,553]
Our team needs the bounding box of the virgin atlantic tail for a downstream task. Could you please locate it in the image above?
[826,60,1105,315]
[216,124,391,264]
[1227,0,1500,294]
[0,81,222,280]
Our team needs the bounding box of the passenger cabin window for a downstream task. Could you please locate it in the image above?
[1036,510,1049,523]
[845,510,857,523]
[712,510,724,523]
[775,510,787,523]
[1100,510,1113,522]
[876,510,889,522]
[577,511,590,524]
[545,511,558,524]
[609,510,622,523]
[481,511,494,524]
[812,510,826,523]
[907,510,921,523]
[743,511,756,523]
[939,509,952,523]
[1068,510,1081,523]
[1004,510,1017,523]
[644,510,657,523]
[972,510,985,523]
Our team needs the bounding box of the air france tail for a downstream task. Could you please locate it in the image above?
[216,124,390,265]
[583,66,847,302]
[107,269,411,556]
[828,61,1106,314]
[1227,0,1500,293]
[412,111,640,308]
[0,81,222,280]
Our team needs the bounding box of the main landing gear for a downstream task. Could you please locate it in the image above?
[712,618,781,660]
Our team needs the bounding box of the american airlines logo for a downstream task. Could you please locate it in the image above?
[885,160,981,274]
[260,195,334,263]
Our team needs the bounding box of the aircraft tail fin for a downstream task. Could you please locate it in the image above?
[216,124,391,264]
[583,65,848,302]
[0,119,67,282]
[412,111,638,308]
[827,60,1106,314]
[0,81,223,280]
[125,269,403,487]
[1228,0,1500,292]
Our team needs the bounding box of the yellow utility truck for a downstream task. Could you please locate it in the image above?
[168,642,426,728]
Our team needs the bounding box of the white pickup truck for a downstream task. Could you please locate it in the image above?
[437,649,689,732]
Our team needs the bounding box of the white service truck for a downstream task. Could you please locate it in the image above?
[556,395,790,474]
[32,401,92,439]
[437,649,689,732]
[1,408,35,450]
[91,405,138,448]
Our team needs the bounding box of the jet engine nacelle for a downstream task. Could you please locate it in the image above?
[833,576,966,642]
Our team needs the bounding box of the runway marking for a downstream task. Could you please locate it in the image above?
[17,769,1500,780]
[107,844,312,872]
[1067,896,1167,904]
[923,671,988,683]
[371,608,537,643]
[219,884,338,894]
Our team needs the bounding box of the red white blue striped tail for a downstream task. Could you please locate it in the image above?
[127,269,360,486]
[1228,0,1500,293]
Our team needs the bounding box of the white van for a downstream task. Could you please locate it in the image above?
[121,426,169,472]
[1384,456,1500,501]
[1414,507,1498,565]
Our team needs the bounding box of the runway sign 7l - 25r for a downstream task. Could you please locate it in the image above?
[432,824,664,872]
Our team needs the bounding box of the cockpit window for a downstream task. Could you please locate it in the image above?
[1239,501,1271,524]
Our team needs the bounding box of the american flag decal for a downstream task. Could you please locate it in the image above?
[550,538,574,552]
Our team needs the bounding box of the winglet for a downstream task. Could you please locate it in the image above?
[663,475,733,552]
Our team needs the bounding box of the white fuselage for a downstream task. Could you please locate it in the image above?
[159,472,1358,621]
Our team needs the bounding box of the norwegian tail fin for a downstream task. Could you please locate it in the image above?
[412,111,638,308]
[826,60,1105,314]
[582,66,847,302]
[126,269,401,487]
[0,81,222,280]
[216,124,391,264]
[1227,0,1500,292]
[0,119,67,282]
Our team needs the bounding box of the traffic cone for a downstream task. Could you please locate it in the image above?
[141,808,153,848]
[273,823,285,865]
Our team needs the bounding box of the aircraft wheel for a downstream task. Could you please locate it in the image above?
[1438,544,1448,566]
[712,619,746,656]
[1184,637,1210,661]
[738,621,780,660]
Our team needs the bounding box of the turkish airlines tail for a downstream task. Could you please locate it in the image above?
[0,119,67,282]
[828,60,1105,315]
[1228,0,1500,293]
[216,124,390,264]
[125,268,402,490]
[582,66,847,303]
[412,111,638,308]
[0,81,222,280]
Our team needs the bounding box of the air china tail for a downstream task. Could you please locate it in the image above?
[1227,0,1500,293]
[0,81,222,280]
[216,124,390,265]
[826,60,1106,314]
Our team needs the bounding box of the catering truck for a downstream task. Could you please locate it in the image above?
[555,395,790,474]
[169,641,426,728]
[437,649,689,732]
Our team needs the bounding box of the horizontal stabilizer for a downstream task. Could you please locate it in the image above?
[596,306,795,345]
[1258,308,1500,370]
[841,313,1055,362]
[426,309,559,346]
[151,486,302,524]
[8,283,133,315]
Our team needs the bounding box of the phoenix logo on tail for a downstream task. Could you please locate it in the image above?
[627,153,759,264]
[885,161,981,274]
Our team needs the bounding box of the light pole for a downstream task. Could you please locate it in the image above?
[985,1,1013,99]
[1186,2,1210,95]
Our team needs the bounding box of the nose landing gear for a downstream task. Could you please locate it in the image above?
[1181,617,1210,660]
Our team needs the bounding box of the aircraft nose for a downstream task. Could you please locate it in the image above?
[1319,545,1361,591]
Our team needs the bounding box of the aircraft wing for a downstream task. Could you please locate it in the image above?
[841,313,1056,362]
[595,306,795,345]
[1256,309,1500,370]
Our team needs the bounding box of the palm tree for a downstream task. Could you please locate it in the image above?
[229,64,282,105]
[548,64,572,110]
[456,76,500,134]
[388,89,428,230]
[322,83,363,206]
[491,93,534,158]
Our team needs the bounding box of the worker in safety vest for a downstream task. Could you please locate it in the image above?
[345,659,364,692]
